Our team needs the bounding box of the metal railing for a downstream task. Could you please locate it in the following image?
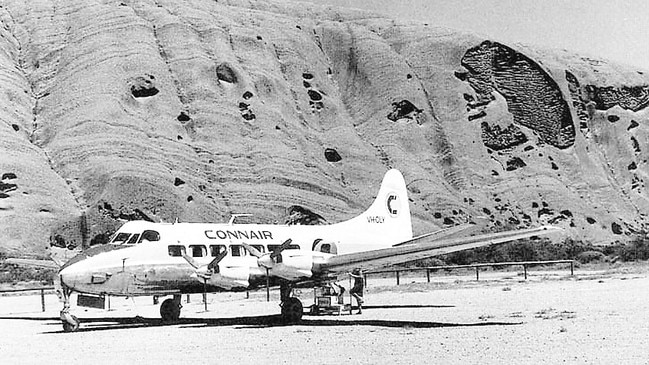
[0,286,55,312]
[365,260,575,285]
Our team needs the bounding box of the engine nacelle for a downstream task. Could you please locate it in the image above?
[205,266,250,290]
[268,249,324,281]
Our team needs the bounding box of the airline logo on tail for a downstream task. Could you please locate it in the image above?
[386,192,400,218]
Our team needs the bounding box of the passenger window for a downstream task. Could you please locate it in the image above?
[168,245,186,257]
[139,230,160,243]
[252,245,265,254]
[111,233,131,244]
[268,244,300,252]
[210,245,227,257]
[127,234,140,245]
[230,245,245,257]
[189,245,207,257]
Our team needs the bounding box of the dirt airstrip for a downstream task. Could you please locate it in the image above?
[1,265,649,364]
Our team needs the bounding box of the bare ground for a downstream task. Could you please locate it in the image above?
[1,264,649,364]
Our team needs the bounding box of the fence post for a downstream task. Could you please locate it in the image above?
[475,266,479,281]
[523,264,528,280]
[570,261,574,276]
[426,269,430,283]
[396,271,400,285]
[41,289,45,312]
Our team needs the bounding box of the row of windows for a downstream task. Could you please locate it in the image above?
[168,244,301,258]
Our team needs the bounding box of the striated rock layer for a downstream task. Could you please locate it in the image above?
[1,0,648,258]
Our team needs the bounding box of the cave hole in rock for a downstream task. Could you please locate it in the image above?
[406,74,412,79]
[285,205,326,225]
[628,162,637,170]
[216,63,238,83]
[177,112,190,122]
[505,157,526,171]
[2,173,17,180]
[243,91,253,100]
[308,90,323,101]
[174,177,185,186]
[611,222,623,235]
[302,72,314,80]
[433,212,442,219]
[239,102,249,110]
[324,148,342,162]
[0,192,9,198]
[177,135,183,140]
[387,100,422,122]
[303,81,311,88]
[130,76,159,98]
[443,217,455,225]
[257,35,262,40]
[454,70,468,81]
[242,111,256,121]
[11,124,19,131]
[551,162,559,170]
[607,115,620,123]
[628,120,639,130]
[187,196,193,202]
[586,217,596,224]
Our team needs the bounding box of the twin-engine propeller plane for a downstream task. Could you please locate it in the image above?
[44,169,560,331]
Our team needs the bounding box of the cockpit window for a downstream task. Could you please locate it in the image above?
[189,245,207,257]
[138,230,160,243]
[268,244,300,252]
[168,245,186,257]
[111,233,131,244]
[127,234,140,245]
[252,245,265,253]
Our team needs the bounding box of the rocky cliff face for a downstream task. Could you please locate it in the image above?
[1,0,648,258]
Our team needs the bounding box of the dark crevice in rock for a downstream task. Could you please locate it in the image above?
[177,112,190,122]
[505,156,526,171]
[174,177,185,186]
[216,63,238,83]
[628,120,639,130]
[387,100,423,123]
[285,205,326,225]
[130,75,159,98]
[481,122,528,150]
[461,41,575,149]
[324,148,342,162]
[586,85,649,112]
[11,124,19,131]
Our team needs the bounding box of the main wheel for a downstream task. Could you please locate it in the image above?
[62,315,80,332]
[281,297,303,323]
[160,298,181,322]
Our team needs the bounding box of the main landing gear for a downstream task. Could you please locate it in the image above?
[60,285,80,332]
[160,294,182,322]
[279,282,303,323]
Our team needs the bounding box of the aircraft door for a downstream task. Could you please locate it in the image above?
[313,240,338,254]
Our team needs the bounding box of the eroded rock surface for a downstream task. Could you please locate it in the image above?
[1,0,649,258]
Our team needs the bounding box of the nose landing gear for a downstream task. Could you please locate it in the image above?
[60,286,80,332]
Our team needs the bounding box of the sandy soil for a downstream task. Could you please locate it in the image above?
[1,264,649,364]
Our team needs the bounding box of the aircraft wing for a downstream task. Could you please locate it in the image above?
[317,225,562,275]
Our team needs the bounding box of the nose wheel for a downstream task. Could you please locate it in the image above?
[60,286,80,332]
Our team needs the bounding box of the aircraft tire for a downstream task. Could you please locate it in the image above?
[160,298,181,322]
[62,315,80,332]
[281,297,303,323]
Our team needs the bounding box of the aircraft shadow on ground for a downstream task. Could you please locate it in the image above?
[0,310,522,333]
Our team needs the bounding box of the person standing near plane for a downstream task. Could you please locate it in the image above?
[350,268,364,314]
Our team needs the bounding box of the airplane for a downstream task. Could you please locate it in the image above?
[24,169,561,332]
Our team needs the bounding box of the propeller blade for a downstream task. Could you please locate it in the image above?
[270,238,292,260]
[241,243,263,258]
[182,254,200,269]
[207,250,228,273]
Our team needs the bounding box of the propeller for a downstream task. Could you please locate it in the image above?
[182,250,228,311]
[242,238,293,302]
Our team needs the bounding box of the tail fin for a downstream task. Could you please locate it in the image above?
[338,169,413,245]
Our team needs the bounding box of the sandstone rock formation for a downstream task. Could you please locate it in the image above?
[0,0,648,258]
